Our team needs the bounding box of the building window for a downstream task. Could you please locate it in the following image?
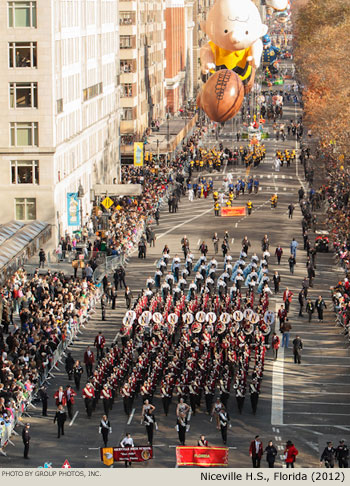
[10,122,38,146]
[119,12,135,25]
[11,160,39,184]
[56,99,63,114]
[9,82,37,108]
[9,42,37,68]
[121,84,133,97]
[83,82,103,102]
[120,36,133,49]
[8,1,37,28]
[121,108,133,121]
[120,60,135,73]
[15,197,36,220]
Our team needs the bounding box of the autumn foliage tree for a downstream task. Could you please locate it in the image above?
[293,0,350,157]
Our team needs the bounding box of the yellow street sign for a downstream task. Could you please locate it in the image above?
[101,196,114,210]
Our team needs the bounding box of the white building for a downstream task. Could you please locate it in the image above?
[0,0,121,243]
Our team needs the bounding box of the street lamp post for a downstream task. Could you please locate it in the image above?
[166,110,170,142]
[78,183,84,230]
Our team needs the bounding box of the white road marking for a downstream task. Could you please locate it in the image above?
[197,239,201,246]
[69,411,79,426]
[271,302,284,426]
[156,207,213,241]
[306,442,319,452]
[286,412,350,416]
[127,408,135,425]
[235,223,238,228]
[88,448,100,450]
[231,238,234,244]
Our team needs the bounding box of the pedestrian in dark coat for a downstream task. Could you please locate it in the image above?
[22,423,31,458]
[265,441,278,468]
[54,405,67,438]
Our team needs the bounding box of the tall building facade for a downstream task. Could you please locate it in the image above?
[119,0,167,163]
[0,0,121,241]
[192,0,214,95]
[164,0,195,113]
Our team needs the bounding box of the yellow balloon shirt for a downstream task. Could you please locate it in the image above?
[209,42,253,84]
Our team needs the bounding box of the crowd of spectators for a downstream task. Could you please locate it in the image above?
[0,268,98,451]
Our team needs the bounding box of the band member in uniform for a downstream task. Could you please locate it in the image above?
[160,380,172,416]
[100,384,112,416]
[176,412,188,445]
[143,411,155,445]
[54,386,67,407]
[198,435,209,447]
[82,382,95,418]
[219,409,230,445]
[99,415,112,447]
[94,331,106,360]
[235,383,245,414]
[204,379,215,415]
[54,404,67,438]
[211,398,224,429]
[65,385,76,420]
[176,397,190,418]
[250,379,259,415]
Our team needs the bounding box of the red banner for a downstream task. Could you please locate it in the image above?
[100,447,153,465]
[221,206,246,217]
[176,446,229,467]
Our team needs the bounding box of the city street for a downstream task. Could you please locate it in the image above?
[3,73,349,469]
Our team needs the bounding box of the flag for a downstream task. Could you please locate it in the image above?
[101,448,114,467]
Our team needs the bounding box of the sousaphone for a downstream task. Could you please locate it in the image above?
[243,308,254,321]
[167,313,179,325]
[206,312,217,324]
[152,312,164,325]
[182,312,194,325]
[264,310,275,325]
[196,311,206,323]
[138,310,152,326]
[233,310,244,322]
[123,310,136,326]
[220,312,231,325]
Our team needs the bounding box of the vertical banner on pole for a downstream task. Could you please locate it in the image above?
[67,192,80,227]
[134,142,144,167]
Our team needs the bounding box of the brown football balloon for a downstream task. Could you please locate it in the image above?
[199,69,244,123]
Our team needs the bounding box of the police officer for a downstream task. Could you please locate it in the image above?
[335,440,349,468]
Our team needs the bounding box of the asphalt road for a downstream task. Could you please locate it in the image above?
[3,67,350,469]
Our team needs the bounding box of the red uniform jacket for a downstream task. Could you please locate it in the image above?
[54,390,67,407]
[94,335,106,349]
[284,445,298,463]
[84,350,95,365]
[82,385,95,399]
[65,388,76,404]
[249,440,263,459]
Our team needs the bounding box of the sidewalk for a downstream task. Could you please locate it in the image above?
[146,113,198,153]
